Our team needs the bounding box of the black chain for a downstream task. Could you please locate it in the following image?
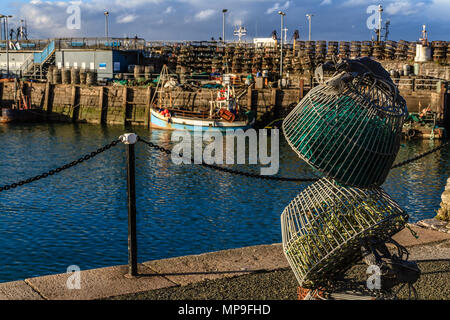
[138,137,319,182]
[2,137,447,192]
[391,140,450,169]
[138,137,450,182]
[0,139,121,193]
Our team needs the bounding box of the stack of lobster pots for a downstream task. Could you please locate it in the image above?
[338,41,350,59]
[295,41,306,57]
[360,41,372,58]
[231,46,244,74]
[80,69,87,84]
[350,41,361,59]
[176,45,192,74]
[384,41,397,60]
[299,49,314,72]
[315,41,327,65]
[326,41,339,61]
[167,46,179,72]
[243,47,254,73]
[199,43,216,73]
[280,59,411,293]
[252,48,264,74]
[211,49,224,73]
[71,67,80,84]
[291,54,303,74]
[372,42,384,60]
[407,42,417,61]
[284,48,295,74]
[395,40,409,61]
[299,41,315,72]
[223,45,234,72]
[447,42,450,64]
[432,41,447,63]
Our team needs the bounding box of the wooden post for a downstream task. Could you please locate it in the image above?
[298,79,304,101]
[441,83,449,133]
[144,86,152,128]
[71,85,79,122]
[127,141,138,276]
[247,85,253,109]
[98,86,105,125]
[271,88,278,107]
[43,82,52,117]
[122,86,128,125]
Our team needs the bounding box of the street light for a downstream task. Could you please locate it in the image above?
[0,14,12,77]
[222,9,228,45]
[306,14,313,41]
[278,11,286,84]
[104,11,109,40]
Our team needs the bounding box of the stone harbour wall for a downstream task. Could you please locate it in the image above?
[436,177,450,222]
[0,80,447,127]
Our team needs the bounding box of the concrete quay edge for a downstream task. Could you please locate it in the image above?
[0,224,448,300]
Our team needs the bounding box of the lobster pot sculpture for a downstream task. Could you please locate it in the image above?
[281,178,408,289]
[282,59,408,188]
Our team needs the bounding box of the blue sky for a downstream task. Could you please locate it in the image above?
[2,0,449,41]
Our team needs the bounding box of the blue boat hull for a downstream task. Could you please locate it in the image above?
[150,109,254,131]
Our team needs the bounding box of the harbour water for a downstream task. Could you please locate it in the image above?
[0,123,449,283]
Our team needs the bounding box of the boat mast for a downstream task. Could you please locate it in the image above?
[150,64,169,110]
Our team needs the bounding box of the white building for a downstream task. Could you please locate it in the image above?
[253,38,276,48]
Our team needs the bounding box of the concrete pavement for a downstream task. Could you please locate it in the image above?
[0,224,448,300]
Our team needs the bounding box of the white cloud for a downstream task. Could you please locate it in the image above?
[320,0,332,5]
[265,1,291,14]
[164,6,173,14]
[116,14,138,24]
[386,1,425,15]
[194,9,215,21]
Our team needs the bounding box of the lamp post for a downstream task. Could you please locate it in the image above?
[278,11,285,84]
[104,11,109,40]
[306,14,313,41]
[377,5,383,42]
[0,14,12,77]
[222,9,227,45]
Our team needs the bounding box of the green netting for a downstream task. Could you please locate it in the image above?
[281,178,408,288]
[283,74,406,188]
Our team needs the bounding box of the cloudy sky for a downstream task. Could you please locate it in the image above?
[2,0,449,41]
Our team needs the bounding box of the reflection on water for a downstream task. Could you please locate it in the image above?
[0,123,448,283]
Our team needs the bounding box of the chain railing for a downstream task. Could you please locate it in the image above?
[0,139,120,193]
[1,135,448,190]
[138,137,450,183]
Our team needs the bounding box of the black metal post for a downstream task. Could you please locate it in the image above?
[127,142,138,276]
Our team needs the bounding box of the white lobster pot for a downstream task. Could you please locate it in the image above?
[281,178,408,288]
[282,71,407,188]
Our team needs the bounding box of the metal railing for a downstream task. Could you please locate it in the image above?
[34,40,55,64]
[391,77,446,91]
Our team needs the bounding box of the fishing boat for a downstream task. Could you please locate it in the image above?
[0,79,41,123]
[150,66,255,131]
